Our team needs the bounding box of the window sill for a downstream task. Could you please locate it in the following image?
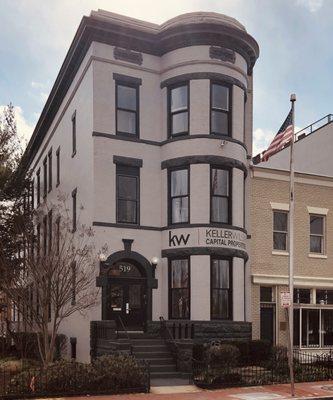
[272,250,289,256]
[308,253,327,259]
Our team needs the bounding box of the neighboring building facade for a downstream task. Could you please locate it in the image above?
[251,116,333,353]
[23,10,259,361]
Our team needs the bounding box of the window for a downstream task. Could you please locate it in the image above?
[169,168,189,224]
[260,286,273,302]
[168,83,189,136]
[36,169,41,206]
[116,83,139,136]
[72,111,76,156]
[273,211,288,251]
[56,147,60,186]
[48,210,52,252]
[48,150,52,192]
[310,215,325,254]
[211,258,231,319]
[36,224,41,258]
[56,217,60,255]
[31,179,34,210]
[43,215,47,256]
[72,188,77,232]
[294,288,311,304]
[169,258,190,319]
[43,157,47,198]
[70,337,77,359]
[210,82,231,135]
[211,167,230,223]
[116,165,139,224]
[316,290,333,305]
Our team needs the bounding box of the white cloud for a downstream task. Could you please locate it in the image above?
[252,128,275,156]
[0,105,35,148]
[31,81,45,89]
[296,0,324,12]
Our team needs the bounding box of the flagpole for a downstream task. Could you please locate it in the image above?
[288,93,296,396]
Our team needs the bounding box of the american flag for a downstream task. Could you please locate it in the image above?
[262,109,293,162]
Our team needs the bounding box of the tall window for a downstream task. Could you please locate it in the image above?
[116,165,139,224]
[43,215,47,256]
[211,258,231,319]
[210,82,231,135]
[168,83,189,136]
[36,169,40,206]
[211,167,230,223]
[310,215,325,254]
[48,150,52,192]
[169,258,190,319]
[48,210,52,252]
[36,223,41,258]
[169,168,189,224]
[71,261,76,305]
[116,83,139,136]
[43,157,47,198]
[72,111,76,156]
[30,179,34,210]
[72,189,77,232]
[56,217,60,255]
[273,211,288,251]
[56,147,60,186]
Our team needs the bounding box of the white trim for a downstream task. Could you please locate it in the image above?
[270,202,289,211]
[307,206,329,215]
[272,250,289,256]
[308,253,328,259]
[252,274,333,288]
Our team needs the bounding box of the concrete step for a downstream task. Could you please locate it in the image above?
[130,339,165,345]
[132,344,168,352]
[135,351,171,359]
[150,371,191,379]
[143,357,174,365]
[150,364,177,373]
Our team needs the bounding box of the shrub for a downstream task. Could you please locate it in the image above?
[248,340,272,364]
[206,344,240,369]
[6,354,147,396]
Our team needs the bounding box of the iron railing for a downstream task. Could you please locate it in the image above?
[295,114,333,141]
[117,316,133,354]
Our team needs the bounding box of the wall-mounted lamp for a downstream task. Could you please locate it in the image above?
[99,253,107,262]
[151,256,159,278]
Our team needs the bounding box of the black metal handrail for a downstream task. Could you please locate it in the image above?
[117,316,133,355]
[295,113,333,141]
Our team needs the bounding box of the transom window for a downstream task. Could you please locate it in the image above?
[310,215,325,254]
[169,168,189,224]
[116,165,139,224]
[294,288,311,304]
[316,290,333,305]
[211,167,230,223]
[211,258,231,320]
[169,258,190,319]
[260,286,273,302]
[169,84,189,136]
[210,83,231,135]
[116,83,139,136]
[273,211,288,251]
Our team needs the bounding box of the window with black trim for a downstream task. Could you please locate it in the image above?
[211,258,232,319]
[72,189,77,232]
[36,169,40,206]
[169,168,189,224]
[210,82,231,135]
[294,288,311,304]
[317,289,333,305]
[169,258,190,319]
[31,179,34,210]
[260,286,273,302]
[48,210,52,253]
[72,111,76,156]
[116,83,139,136]
[56,147,60,186]
[43,157,47,198]
[36,223,41,258]
[56,217,60,255]
[273,211,288,251]
[48,150,52,192]
[116,165,139,224]
[310,215,325,254]
[168,83,189,136]
[43,215,47,256]
[211,167,230,223]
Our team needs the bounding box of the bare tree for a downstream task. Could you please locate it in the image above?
[0,196,101,367]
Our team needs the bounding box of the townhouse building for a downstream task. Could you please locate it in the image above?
[251,115,333,353]
[22,10,259,363]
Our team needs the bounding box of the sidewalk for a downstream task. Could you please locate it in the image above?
[35,381,333,400]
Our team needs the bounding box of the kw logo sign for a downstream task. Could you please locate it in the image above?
[169,231,190,247]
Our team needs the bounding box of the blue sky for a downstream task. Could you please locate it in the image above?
[0,0,332,154]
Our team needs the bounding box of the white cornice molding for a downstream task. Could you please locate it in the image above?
[307,206,329,215]
[270,202,289,211]
[252,274,333,288]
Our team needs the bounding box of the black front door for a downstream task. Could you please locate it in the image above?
[260,305,275,344]
[108,280,146,330]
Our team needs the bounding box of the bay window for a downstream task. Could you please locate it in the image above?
[169,168,189,224]
[169,258,190,319]
[211,258,231,319]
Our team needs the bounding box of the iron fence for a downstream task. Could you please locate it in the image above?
[0,358,150,399]
[193,349,333,389]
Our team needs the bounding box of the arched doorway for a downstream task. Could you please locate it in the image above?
[105,260,147,329]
